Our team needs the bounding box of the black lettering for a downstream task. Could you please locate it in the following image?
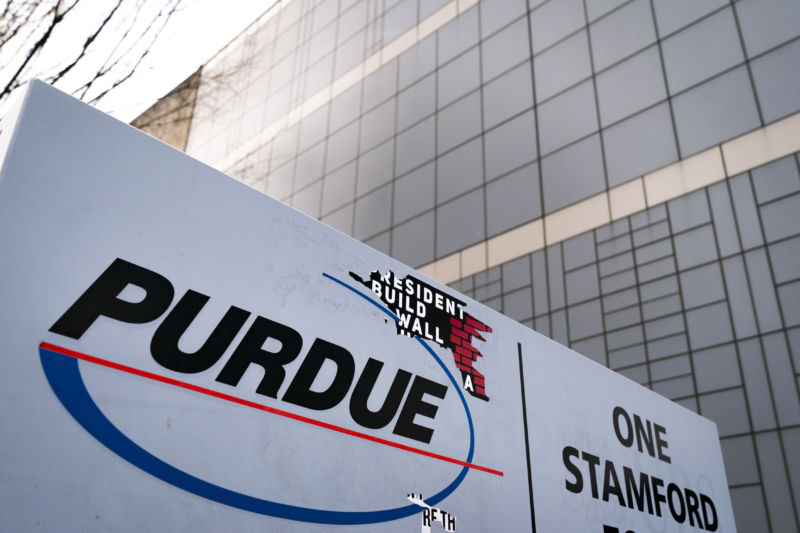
[282,339,355,410]
[602,460,625,506]
[422,508,431,526]
[445,511,456,531]
[602,526,634,533]
[151,290,249,373]
[685,488,701,528]
[582,452,601,499]
[654,423,671,463]
[50,258,173,339]
[651,476,666,517]
[563,446,583,494]
[634,414,655,457]
[215,316,303,396]
[349,358,412,429]
[667,483,686,523]
[623,466,653,514]
[393,375,447,444]
[613,406,633,448]
[701,493,718,531]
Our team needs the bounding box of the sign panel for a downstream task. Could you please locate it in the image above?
[0,81,735,532]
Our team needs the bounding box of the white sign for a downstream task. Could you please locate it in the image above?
[0,81,735,532]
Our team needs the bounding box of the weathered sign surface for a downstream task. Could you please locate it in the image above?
[0,81,735,532]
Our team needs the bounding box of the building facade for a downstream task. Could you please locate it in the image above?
[138,0,800,529]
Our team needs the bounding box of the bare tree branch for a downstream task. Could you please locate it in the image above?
[46,1,122,85]
[0,2,39,47]
[0,0,186,115]
[83,0,182,103]
[1,1,63,97]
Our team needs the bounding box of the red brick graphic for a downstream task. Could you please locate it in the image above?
[449,312,492,400]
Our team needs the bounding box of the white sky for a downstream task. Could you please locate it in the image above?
[103,0,275,122]
[0,0,275,123]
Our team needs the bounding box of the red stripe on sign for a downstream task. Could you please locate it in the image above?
[40,342,503,477]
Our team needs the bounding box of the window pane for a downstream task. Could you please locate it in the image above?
[590,0,656,71]
[530,0,585,54]
[437,138,484,203]
[534,30,591,102]
[652,0,727,37]
[602,103,677,187]
[484,110,538,180]
[672,67,760,156]
[393,162,435,223]
[354,183,392,239]
[437,6,479,65]
[596,46,666,127]
[362,60,398,112]
[751,155,800,205]
[481,17,530,82]
[436,189,486,256]
[735,0,800,57]
[541,134,606,213]
[480,0,527,38]
[437,47,480,107]
[751,39,800,123]
[357,139,394,195]
[482,62,534,129]
[538,79,598,154]
[392,211,435,267]
[322,161,357,214]
[486,162,541,236]
[437,91,482,153]
[661,7,743,94]
[395,116,435,176]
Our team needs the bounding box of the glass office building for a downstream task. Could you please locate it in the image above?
[137,0,800,529]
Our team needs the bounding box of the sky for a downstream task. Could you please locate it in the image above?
[103,0,275,122]
[0,0,275,123]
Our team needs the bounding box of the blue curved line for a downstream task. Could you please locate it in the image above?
[38,273,474,523]
[321,272,475,507]
[41,347,419,523]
